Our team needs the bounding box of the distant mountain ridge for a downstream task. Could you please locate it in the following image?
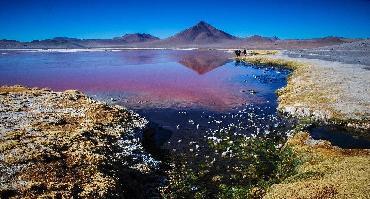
[244,35,279,42]
[113,33,160,43]
[0,21,358,49]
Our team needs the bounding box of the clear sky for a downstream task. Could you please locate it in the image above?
[1,0,369,41]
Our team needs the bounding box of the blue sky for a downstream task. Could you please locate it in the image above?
[1,0,369,41]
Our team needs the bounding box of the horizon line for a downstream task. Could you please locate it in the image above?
[2,34,367,43]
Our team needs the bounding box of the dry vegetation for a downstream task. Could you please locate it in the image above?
[0,86,149,198]
[265,132,370,199]
[247,50,279,56]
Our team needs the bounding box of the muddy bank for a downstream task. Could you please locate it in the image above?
[0,86,161,198]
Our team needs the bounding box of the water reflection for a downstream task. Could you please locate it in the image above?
[175,50,231,74]
[116,50,165,65]
[309,125,370,149]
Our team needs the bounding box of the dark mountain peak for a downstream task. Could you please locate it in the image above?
[195,21,211,28]
[192,21,222,34]
[114,33,160,43]
[197,20,208,25]
[165,21,238,44]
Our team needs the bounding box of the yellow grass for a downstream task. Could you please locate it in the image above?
[264,132,370,199]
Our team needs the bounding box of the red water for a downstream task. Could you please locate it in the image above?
[0,50,284,111]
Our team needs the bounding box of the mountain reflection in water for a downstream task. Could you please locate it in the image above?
[175,50,230,74]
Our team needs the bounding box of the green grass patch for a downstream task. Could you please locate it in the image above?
[162,134,301,198]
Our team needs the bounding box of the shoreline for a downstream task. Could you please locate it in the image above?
[0,48,237,52]
[238,52,370,132]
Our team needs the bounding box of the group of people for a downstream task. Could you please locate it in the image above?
[234,49,247,57]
